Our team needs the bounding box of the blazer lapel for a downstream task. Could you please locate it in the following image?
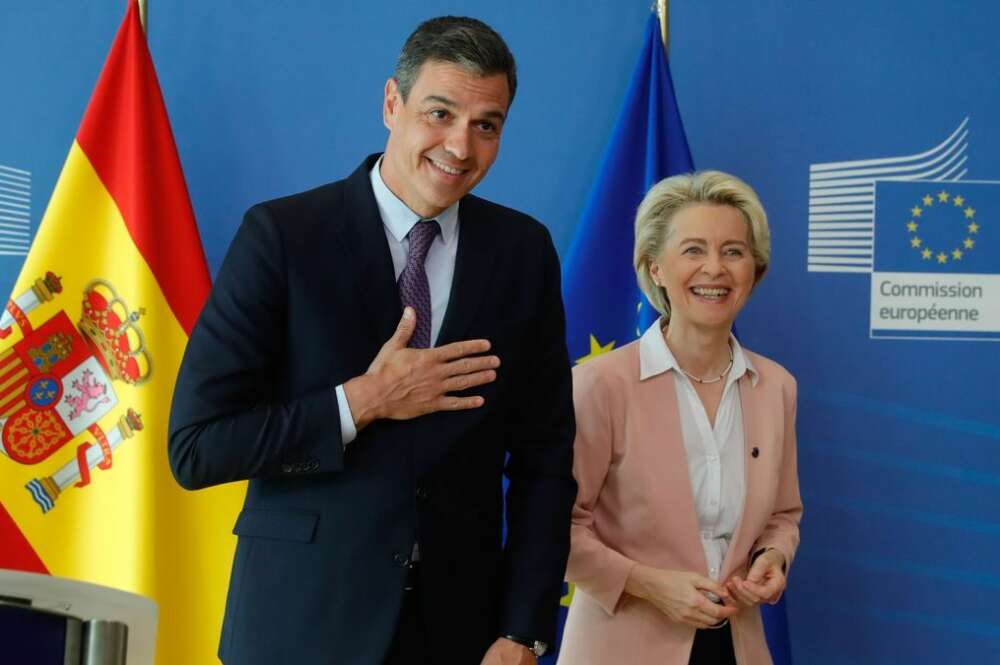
[435,196,498,346]
[337,155,403,345]
[721,373,765,578]
[635,371,708,575]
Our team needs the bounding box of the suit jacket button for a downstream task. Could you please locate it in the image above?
[416,488,429,501]
[751,447,760,458]
[393,553,410,567]
[281,463,292,473]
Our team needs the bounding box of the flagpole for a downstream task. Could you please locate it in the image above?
[137,0,148,34]
[656,0,669,50]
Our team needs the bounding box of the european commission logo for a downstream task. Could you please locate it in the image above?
[808,118,999,341]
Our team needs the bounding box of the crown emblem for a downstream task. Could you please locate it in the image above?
[77,280,151,385]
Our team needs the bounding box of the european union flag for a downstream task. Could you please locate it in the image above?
[561,13,692,365]
[556,12,795,665]
[873,180,997,274]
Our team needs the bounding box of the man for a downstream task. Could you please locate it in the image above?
[168,16,576,665]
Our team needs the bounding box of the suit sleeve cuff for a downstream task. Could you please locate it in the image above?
[595,557,636,616]
[335,384,358,447]
[567,542,636,617]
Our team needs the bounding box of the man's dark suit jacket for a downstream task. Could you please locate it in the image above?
[168,154,576,665]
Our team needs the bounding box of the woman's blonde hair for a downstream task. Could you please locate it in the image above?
[633,170,771,322]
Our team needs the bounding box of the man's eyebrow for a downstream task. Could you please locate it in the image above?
[422,95,456,107]
[480,109,506,122]
[421,95,506,122]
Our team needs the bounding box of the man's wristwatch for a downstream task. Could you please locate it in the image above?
[503,634,548,657]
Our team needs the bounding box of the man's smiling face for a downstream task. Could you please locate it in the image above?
[380,60,510,218]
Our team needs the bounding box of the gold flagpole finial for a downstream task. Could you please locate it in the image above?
[137,0,148,34]
[657,0,669,51]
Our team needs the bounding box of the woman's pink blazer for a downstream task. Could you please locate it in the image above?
[558,340,802,665]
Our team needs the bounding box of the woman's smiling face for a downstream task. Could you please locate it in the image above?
[649,203,756,332]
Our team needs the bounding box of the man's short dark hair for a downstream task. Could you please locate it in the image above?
[394,16,517,105]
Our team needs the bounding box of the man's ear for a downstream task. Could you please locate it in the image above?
[383,78,401,130]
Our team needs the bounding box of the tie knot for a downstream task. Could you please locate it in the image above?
[407,219,439,265]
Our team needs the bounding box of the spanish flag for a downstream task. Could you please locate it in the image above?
[0,2,244,662]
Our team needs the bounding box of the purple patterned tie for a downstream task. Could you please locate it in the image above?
[398,220,439,348]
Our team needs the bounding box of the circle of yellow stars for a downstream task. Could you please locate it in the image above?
[906,190,979,264]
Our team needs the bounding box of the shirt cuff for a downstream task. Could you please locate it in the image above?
[334,384,358,447]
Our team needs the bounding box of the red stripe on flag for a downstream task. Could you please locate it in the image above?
[0,382,26,408]
[0,500,48,573]
[75,1,210,335]
[0,359,22,386]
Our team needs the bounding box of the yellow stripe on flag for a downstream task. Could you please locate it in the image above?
[0,142,245,665]
[0,355,23,381]
[3,400,27,418]
[0,367,28,395]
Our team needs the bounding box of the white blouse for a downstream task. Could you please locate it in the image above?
[638,320,758,581]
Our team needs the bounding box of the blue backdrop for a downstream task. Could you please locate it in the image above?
[3,2,998,663]
[669,3,999,663]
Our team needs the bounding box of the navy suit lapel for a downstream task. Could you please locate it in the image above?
[437,196,498,346]
[338,154,402,345]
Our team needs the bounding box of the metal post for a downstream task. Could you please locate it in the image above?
[81,619,129,665]
[134,0,148,34]
[657,0,669,51]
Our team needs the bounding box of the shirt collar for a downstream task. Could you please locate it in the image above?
[638,318,758,387]
[370,156,459,245]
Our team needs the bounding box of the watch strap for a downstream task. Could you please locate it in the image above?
[502,634,547,657]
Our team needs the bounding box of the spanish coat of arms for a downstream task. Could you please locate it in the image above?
[0,272,148,513]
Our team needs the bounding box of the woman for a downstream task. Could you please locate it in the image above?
[558,171,802,665]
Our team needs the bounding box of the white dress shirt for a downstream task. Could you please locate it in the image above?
[638,319,758,581]
[334,158,461,445]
